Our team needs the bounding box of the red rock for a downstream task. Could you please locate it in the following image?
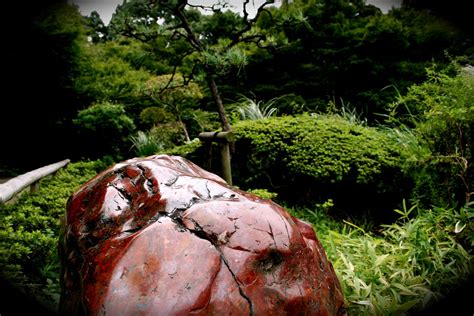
[60,155,346,315]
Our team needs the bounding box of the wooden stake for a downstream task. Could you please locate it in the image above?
[199,131,234,185]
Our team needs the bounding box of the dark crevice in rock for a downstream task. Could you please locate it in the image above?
[267,222,277,248]
[169,208,188,222]
[170,216,254,315]
[167,213,189,233]
[174,216,215,243]
[226,245,256,254]
[121,227,141,235]
[164,174,180,186]
[204,182,212,199]
[110,183,133,202]
[134,163,146,175]
[219,249,254,316]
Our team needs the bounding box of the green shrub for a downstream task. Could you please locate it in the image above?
[0,160,100,311]
[139,106,175,128]
[73,101,136,159]
[232,114,411,217]
[390,66,474,207]
[149,123,186,149]
[246,188,278,200]
[289,203,473,315]
[160,138,203,158]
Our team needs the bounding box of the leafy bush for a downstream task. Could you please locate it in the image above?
[139,106,175,128]
[73,40,152,104]
[73,102,136,159]
[390,65,474,207]
[289,203,473,315]
[232,114,411,217]
[0,161,100,311]
[159,138,203,158]
[245,188,278,200]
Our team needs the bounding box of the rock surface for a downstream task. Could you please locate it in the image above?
[60,155,346,315]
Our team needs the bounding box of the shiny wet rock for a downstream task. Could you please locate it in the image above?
[60,155,346,315]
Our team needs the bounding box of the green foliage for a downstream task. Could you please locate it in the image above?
[130,130,163,156]
[74,40,152,104]
[232,114,410,215]
[288,203,473,315]
[131,121,186,157]
[201,44,249,76]
[196,10,245,46]
[144,74,203,106]
[389,65,474,207]
[151,124,187,148]
[234,95,278,120]
[382,124,431,167]
[73,102,136,159]
[240,1,472,122]
[0,161,100,311]
[246,188,278,200]
[158,138,202,158]
[74,102,135,132]
[327,97,368,126]
[84,11,108,43]
[143,74,207,141]
[139,106,175,128]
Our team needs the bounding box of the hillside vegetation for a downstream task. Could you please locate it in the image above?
[1,0,473,314]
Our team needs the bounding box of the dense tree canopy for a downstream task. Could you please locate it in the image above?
[1,0,472,172]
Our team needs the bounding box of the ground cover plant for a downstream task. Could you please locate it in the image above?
[0,160,105,311]
[289,201,473,315]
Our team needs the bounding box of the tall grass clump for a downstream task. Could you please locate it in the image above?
[130,130,163,156]
[293,203,473,315]
[327,97,368,126]
[235,95,278,120]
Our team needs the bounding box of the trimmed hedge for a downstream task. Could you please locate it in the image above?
[0,160,102,311]
[231,114,411,216]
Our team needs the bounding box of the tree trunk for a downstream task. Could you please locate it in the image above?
[176,113,191,142]
[207,77,231,132]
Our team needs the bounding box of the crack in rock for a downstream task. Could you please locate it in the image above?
[173,216,254,315]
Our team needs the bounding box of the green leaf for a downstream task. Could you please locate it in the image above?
[454,221,466,234]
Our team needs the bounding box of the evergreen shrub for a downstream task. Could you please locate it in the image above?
[232,114,411,216]
[73,102,136,159]
[0,160,101,310]
[391,66,474,207]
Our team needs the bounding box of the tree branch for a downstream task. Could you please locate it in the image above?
[186,1,229,13]
[157,49,196,94]
[169,0,203,51]
[230,0,274,47]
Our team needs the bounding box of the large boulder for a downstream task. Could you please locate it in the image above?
[60,155,346,315]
